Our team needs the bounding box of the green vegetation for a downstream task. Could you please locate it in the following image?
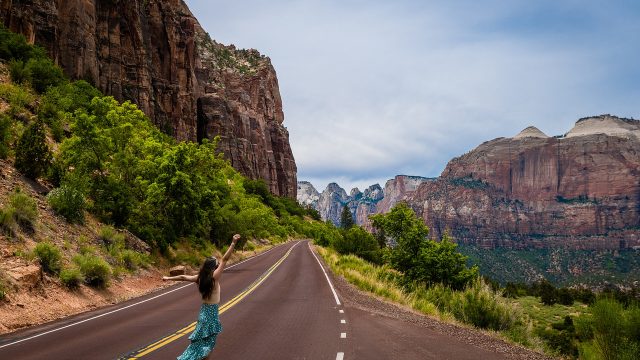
[340,205,354,229]
[370,203,478,289]
[1,188,38,234]
[15,118,51,179]
[59,267,83,289]
[459,245,640,286]
[33,242,62,275]
[73,253,112,287]
[47,183,86,223]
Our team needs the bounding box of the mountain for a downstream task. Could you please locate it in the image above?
[0,0,296,197]
[407,115,640,285]
[297,175,431,226]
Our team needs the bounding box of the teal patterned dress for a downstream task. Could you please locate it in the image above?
[177,303,223,360]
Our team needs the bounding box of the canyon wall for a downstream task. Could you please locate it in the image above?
[409,115,640,250]
[0,0,296,197]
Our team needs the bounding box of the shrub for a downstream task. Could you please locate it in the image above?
[14,119,51,179]
[47,184,85,223]
[333,226,381,264]
[73,253,112,287]
[9,188,38,229]
[24,58,65,93]
[451,278,516,331]
[0,207,16,235]
[0,114,10,158]
[59,267,83,289]
[121,249,148,270]
[9,59,31,84]
[99,226,125,247]
[33,242,62,274]
[589,298,640,360]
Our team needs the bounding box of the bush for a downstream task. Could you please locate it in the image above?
[33,242,62,274]
[59,267,83,289]
[588,298,639,360]
[47,184,85,223]
[24,58,65,93]
[9,188,38,229]
[73,254,112,287]
[99,226,125,247]
[14,119,51,179]
[9,59,31,84]
[121,249,147,270]
[333,226,381,264]
[0,207,16,235]
[0,114,10,158]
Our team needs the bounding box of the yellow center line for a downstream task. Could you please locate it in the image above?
[124,242,299,359]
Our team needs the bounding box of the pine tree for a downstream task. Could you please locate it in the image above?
[15,119,51,179]
[340,205,354,229]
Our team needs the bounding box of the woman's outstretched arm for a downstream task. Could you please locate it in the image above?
[213,234,241,280]
[162,274,198,282]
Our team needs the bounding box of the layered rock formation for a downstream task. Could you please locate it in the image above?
[409,115,640,250]
[377,175,433,214]
[0,0,296,197]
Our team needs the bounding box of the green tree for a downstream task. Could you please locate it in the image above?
[14,119,51,179]
[371,203,478,289]
[340,205,354,229]
[333,226,381,263]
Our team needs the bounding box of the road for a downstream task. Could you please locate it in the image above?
[0,240,513,359]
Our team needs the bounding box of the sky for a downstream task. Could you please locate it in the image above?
[184,0,640,193]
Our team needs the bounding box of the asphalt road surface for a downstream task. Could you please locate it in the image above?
[0,240,511,360]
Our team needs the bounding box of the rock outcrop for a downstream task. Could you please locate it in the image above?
[0,0,296,197]
[409,115,640,250]
[297,181,320,208]
[376,175,433,214]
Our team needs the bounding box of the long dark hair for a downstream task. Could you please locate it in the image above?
[198,257,218,299]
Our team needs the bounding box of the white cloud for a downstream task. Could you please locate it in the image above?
[185,0,640,191]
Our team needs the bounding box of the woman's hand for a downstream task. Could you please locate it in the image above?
[232,234,241,244]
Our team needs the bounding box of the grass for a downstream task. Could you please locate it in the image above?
[513,296,589,332]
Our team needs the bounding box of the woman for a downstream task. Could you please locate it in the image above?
[163,234,241,360]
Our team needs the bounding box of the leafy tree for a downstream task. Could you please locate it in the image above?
[340,205,354,229]
[371,203,478,289]
[14,119,51,179]
[333,226,381,263]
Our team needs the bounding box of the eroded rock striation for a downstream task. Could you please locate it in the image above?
[409,115,640,250]
[0,0,296,197]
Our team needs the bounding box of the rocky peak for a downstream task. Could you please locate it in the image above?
[350,187,363,199]
[513,126,549,139]
[362,184,384,202]
[297,181,320,208]
[566,114,640,140]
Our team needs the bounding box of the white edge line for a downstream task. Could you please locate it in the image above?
[308,242,341,306]
[0,242,290,349]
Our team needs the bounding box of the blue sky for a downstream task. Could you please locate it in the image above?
[184,0,640,192]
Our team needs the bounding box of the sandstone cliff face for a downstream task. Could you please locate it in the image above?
[376,175,433,214]
[410,115,640,250]
[0,0,296,197]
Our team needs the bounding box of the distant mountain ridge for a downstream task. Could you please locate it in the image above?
[297,176,432,226]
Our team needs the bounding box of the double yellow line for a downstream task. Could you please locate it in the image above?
[124,242,299,359]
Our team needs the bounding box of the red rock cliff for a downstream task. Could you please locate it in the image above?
[0,0,297,197]
[410,115,640,250]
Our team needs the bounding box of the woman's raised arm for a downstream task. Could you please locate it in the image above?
[213,234,241,280]
[162,274,198,282]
